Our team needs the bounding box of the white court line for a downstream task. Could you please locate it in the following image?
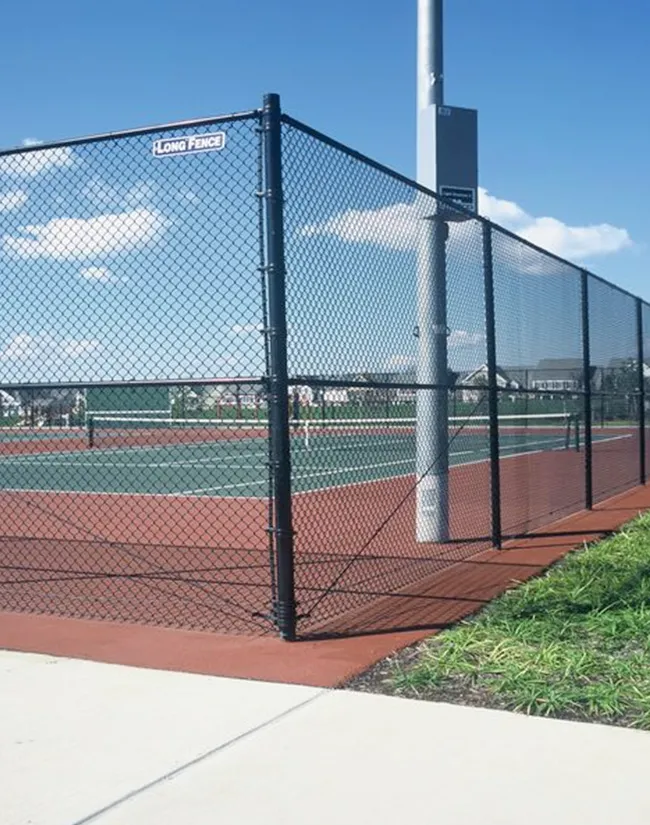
[0,428,572,468]
[0,435,573,499]
[175,443,539,496]
[592,433,633,446]
[174,449,484,495]
[499,436,569,454]
[0,444,271,465]
[0,428,452,466]
[291,438,576,496]
[177,478,269,494]
[6,434,270,462]
[0,487,264,501]
[0,433,584,497]
[0,441,476,469]
[291,472,413,497]
[0,457,268,470]
[176,459,421,495]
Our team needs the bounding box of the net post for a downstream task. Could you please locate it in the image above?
[636,297,646,485]
[581,270,593,510]
[482,222,502,550]
[262,92,297,641]
[564,414,571,450]
[87,415,95,449]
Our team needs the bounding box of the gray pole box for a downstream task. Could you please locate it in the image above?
[417,104,478,218]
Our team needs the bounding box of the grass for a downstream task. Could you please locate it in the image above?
[388,511,650,729]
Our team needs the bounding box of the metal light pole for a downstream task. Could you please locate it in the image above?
[415,0,449,542]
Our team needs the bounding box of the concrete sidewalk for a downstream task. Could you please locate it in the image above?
[2,650,650,825]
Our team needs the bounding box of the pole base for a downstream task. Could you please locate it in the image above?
[416,473,449,543]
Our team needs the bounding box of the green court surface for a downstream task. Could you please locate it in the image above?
[0,426,82,444]
[0,418,594,498]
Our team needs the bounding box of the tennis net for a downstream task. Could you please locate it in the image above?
[87,416,268,449]
[300,413,579,452]
[86,412,579,453]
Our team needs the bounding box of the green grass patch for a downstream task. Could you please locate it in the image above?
[388,511,650,728]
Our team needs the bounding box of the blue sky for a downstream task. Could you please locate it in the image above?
[0,0,647,382]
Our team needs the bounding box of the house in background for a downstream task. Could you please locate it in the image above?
[0,390,21,419]
[461,359,602,400]
[323,388,349,406]
[526,358,585,393]
[459,364,521,402]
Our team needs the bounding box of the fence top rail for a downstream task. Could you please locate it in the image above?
[288,376,586,396]
[584,268,643,304]
[0,109,261,157]
[0,377,266,393]
[281,113,619,288]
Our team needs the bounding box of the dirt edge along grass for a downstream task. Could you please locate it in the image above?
[349,510,650,730]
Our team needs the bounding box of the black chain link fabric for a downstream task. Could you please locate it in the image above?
[0,113,280,634]
[1,104,647,640]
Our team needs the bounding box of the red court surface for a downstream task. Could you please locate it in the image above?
[0,444,590,637]
[2,481,650,688]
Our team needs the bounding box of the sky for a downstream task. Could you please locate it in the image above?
[0,0,647,383]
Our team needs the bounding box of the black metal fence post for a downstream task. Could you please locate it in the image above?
[581,271,593,510]
[262,93,297,641]
[482,223,502,549]
[636,298,646,486]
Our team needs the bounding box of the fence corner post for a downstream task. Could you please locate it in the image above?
[637,298,646,486]
[262,92,297,641]
[482,222,502,549]
[581,270,593,510]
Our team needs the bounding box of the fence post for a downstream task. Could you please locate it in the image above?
[262,93,297,641]
[581,271,593,510]
[636,298,646,486]
[482,223,501,549]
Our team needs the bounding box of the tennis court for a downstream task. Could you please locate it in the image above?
[0,413,586,497]
[0,425,82,445]
[0,412,634,638]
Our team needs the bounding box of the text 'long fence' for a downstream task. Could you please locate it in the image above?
[0,94,647,640]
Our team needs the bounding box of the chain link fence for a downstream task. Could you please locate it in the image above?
[0,110,281,635]
[0,93,648,640]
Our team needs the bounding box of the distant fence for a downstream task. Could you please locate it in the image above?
[0,93,647,640]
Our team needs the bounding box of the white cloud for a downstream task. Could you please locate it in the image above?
[81,179,122,207]
[2,333,37,360]
[125,181,156,205]
[216,355,241,368]
[230,323,263,335]
[477,188,632,261]
[384,354,415,370]
[0,333,101,362]
[476,190,528,228]
[448,330,484,348]
[518,218,631,261]
[60,339,101,357]
[384,332,481,370]
[178,187,200,204]
[0,189,27,211]
[79,266,114,282]
[300,202,415,251]
[2,207,166,260]
[298,189,632,264]
[0,139,74,178]
[82,179,157,211]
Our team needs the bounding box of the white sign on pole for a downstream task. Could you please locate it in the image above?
[152,132,226,158]
[439,185,476,213]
